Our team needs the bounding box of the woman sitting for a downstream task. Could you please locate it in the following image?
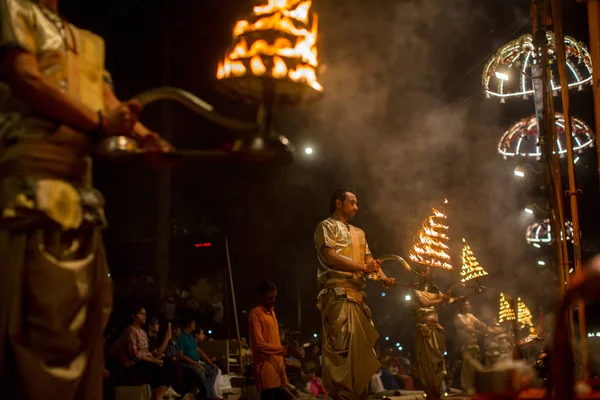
[117,306,168,400]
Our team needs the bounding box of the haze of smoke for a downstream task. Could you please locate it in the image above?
[302,0,556,308]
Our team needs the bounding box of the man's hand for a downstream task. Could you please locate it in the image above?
[196,362,206,372]
[366,259,381,273]
[104,100,142,136]
[383,278,396,287]
[289,341,304,359]
[153,358,164,367]
[137,132,177,169]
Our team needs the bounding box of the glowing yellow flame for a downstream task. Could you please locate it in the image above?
[250,55,267,75]
[254,0,311,24]
[460,238,489,283]
[499,293,516,323]
[217,0,322,93]
[272,56,288,78]
[517,298,534,328]
[409,201,453,270]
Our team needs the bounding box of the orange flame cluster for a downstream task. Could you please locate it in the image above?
[217,0,322,92]
[498,293,515,323]
[517,298,533,328]
[460,238,489,283]
[409,205,453,270]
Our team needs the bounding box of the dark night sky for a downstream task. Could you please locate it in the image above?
[59,0,599,348]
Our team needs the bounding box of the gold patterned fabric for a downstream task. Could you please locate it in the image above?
[412,289,446,400]
[317,290,380,400]
[314,215,371,289]
[0,1,113,398]
[314,216,379,400]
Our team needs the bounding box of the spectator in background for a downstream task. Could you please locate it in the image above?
[195,327,224,400]
[248,281,301,400]
[147,317,181,399]
[117,306,168,400]
[178,317,218,400]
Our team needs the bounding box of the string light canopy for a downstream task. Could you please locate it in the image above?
[409,199,453,271]
[216,0,323,106]
[526,218,574,246]
[460,238,489,283]
[482,32,592,102]
[499,293,516,323]
[498,113,595,160]
[517,298,534,329]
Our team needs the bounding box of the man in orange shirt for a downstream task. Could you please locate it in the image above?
[249,281,300,400]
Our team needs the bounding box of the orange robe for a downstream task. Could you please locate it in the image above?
[248,305,288,392]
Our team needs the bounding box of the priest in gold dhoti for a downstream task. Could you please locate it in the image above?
[412,280,459,400]
[314,189,395,400]
[0,1,171,399]
[455,299,487,395]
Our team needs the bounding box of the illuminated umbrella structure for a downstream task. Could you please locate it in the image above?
[482,32,592,102]
[526,218,574,247]
[460,238,489,294]
[498,113,595,160]
[409,199,453,272]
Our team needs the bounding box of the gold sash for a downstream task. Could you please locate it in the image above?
[349,226,366,280]
[349,225,365,263]
[66,26,107,187]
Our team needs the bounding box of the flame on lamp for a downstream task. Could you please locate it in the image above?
[517,297,534,329]
[460,238,489,283]
[409,203,453,271]
[499,293,516,323]
[217,0,323,93]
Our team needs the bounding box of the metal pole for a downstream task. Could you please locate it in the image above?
[157,0,172,297]
[550,0,589,379]
[225,237,241,342]
[531,0,570,296]
[297,279,302,332]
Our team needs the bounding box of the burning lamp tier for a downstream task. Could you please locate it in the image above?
[460,238,489,283]
[482,32,592,101]
[408,199,453,271]
[216,0,323,106]
[498,113,594,160]
[499,293,516,324]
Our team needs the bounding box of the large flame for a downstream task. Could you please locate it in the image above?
[217,0,322,92]
[409,204,453,270]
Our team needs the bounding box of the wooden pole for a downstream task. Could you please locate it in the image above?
[550,0,589,379]
[225,237,241,342]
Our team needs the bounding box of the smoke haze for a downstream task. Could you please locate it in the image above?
[289,0,558,325]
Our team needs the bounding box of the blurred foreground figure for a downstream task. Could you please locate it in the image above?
[0,0,170,398]
[314,189,395,400]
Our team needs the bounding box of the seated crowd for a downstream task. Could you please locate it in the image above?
[104,305,231,400]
